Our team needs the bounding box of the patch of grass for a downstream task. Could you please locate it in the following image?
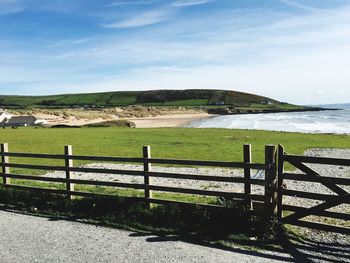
[84,120,136,128]
[0,186,253,238]
[138,99,209,106]
[0,91,140,107]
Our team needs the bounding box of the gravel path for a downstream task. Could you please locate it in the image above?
[0,210,293,263]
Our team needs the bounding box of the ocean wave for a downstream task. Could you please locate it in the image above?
[187,110,350,134]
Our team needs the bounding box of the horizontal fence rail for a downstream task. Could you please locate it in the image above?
[0,152,268,169]
[284,154,350,166]
[0,143,275,212]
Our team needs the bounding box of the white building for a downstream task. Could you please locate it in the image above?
[0,111,48,127]
[0,111,12,123]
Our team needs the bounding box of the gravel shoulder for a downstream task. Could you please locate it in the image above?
[0,210,292,263]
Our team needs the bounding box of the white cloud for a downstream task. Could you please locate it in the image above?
[279,0,324,12]
[171,0,213,7]
[102,8,173,28]
[106,0,159,7]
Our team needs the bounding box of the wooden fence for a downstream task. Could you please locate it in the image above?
[2,142,349,233]
[0,143,278,213]
[278,145,350,235]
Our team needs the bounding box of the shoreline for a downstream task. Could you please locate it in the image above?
[206,106,337,115]
[127,113,216,128]
[125,107,341,129]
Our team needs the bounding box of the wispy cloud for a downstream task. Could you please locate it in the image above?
[103,0,213,29]
[279,0,324,12]
[106,0,159,7]
[0,0,24,15]
[171,0,213,7]
[102,8,174,28]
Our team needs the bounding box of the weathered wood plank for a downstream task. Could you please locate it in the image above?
[287,159,348,197]
[284,154,350,167]
[143,146,152,199]
[244,144,252,210]
[146,171,265,185]
[277,145,285,219]
[0,163,145,176]
[282,204,350,221]
[147,158,244,167]
[1,143,10,185]
[0,152,65,159]
[64,145,74,199]
[147,158,266,169]
[283,173,350,185]
[0,163,67,171]
[282,189,348,202]
[69,155,143,163]
[283,193,350,222]
[265,145,277,215]
[3,173,146,189]
[0,152,143,163]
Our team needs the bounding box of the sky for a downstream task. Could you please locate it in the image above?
[0,0,350,104]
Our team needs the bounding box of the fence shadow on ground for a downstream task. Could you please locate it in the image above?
[277,229,350,263]
[1,187,349,263]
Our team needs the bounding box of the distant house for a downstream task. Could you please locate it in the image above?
[2,116,48,127]
[0,111,12,123]
[261,100,273,105]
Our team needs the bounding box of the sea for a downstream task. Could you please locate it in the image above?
[187,103,350,134]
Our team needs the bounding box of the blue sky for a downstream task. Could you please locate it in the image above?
[0,0,350,104]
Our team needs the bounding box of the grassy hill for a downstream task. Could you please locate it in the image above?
[0,89,280,108]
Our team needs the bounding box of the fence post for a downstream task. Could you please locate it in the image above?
[277,145,285,220]
[143,146,153,203]
[264,145,277,217]
[1,143,10,185]
[243,144,252,210]
[64,145,74,199]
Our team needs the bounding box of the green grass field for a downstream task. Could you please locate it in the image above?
[0,91,140,107]
[1,127,349,217]
[1,127,349,166]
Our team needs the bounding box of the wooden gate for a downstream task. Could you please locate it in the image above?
[277,145,350,235]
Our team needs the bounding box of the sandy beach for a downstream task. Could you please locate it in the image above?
[127,113,215,128]
[32,112,214,128]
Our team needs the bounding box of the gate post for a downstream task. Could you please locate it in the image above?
[64,145,74,199]
[243,144,252,210]
[277,145,285,220]
[264,145,277,217]
[1,143,10,185]
[143,146,153,203]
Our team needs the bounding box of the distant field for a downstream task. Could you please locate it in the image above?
[0,91,140,107]
[0,89,285,108]
[1,127,349,174]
